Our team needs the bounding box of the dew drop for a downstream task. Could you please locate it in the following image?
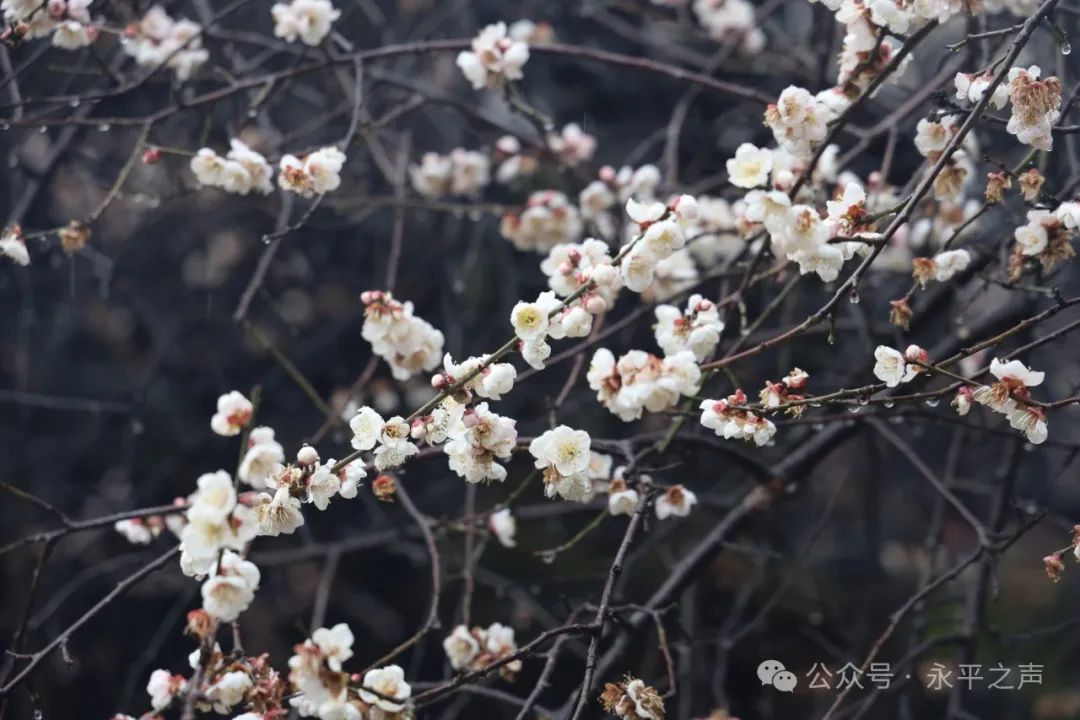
[883,401,894,408]
[539,551,556,565]
[69,98,80,108]
[0,121,9,130]
[849,289,860,304]
[810,402,823,408]
[33,711,43,720]
[847,405,862,414]
[924,398,940,408]
[858,395,869,406]
[247,108,258,119]
[1062,41,1072,55]
[97,123,111,132]
[38,125,47,133]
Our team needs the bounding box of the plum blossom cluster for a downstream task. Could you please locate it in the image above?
[911,248,972,288]
[763,86,836,159]
[501,190,584,252]
[271,0,340,46]
[699,389,777,446]
[279,146,347,196]
[653,294,724,361]
[510,290,595,370]
[190,141,275,196]
[350,406,418,471]
[443,402,518,483]
[600,675,665,720]
[361,290,445,380]
[588,348,701,421]
[758,368,811,417]
[1,0,94,49]
[122,5,209,81]
[442,622,522,678]
[290,622,413,719]
[178,470,258,578]
[114,513,176,544]
[692,0,764,54]
[621,195,700,293]
[1006,65,1061,151]
[457,21,530,90]
[540,238,623,313]
[1011,208,1077,279]
[251,449,364,537]
[409,149,491,198]
[964,358,1049,444]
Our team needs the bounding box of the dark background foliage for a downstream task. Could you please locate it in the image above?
[4,1,1080,719]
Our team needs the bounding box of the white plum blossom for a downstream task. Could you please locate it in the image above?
[607,482,639,516]
[872,345,918,387]
[488,508,517,548]
[201,550,260,622]
[114,518,157,544]
[990,358,1044,388]
[360,665,411,713]
[954,71,1009,109]
[204,671,252,713]
[350,406,384,451]
[914,116,959,158]
[253,486,305,537]
[656,485,697,519]
[239,427,285,488]
[726,143,773,189]
[147,669,186,711]
[278,146,347,196]
[520,337,552,370]
[511,291,561,341]
[931,249,971,281]
[211,390,253,437]
[1014,210,1052,256]
[530,425,592,477]
[0,226,29,266]
[271,0,340,45]
[456,21,530,90]
[312,623,354,672]
[443,625,481,670]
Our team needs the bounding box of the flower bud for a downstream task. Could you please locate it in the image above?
[372,474,397,501]
[296,445,319,466]
[142,147,162,165]
[584,296,607,315]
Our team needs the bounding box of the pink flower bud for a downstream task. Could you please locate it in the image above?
[585,296,607,315]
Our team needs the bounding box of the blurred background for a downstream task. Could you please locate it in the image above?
[4,1,1080,718]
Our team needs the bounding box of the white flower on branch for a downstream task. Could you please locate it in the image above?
[726,143,773,189]
[0,225,30,266]
[488,508,517,548]
[456,21,530,90]
[210,390,253,437]
[201,550,260,622]
[361,290,445,380]
[656,484,698,519]
[278,146,347,196]
[360,664,412,713]
[146,669,186,711]
[271,0,340,46]
[239,427,286,488]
